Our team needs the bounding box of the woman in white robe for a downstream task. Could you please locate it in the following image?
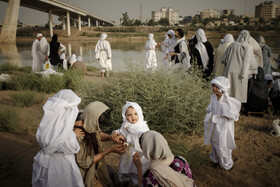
[95,33,112,77]
[39,37,49,63]
[145,33,158,72]
[248,36,263,75]
[204,76,241,170]
[161,34,170,66]
[32,89,84,187]
[222,30,255,103]
[112,102,150,186]
[31,33,44,72]
[213,34,234,76]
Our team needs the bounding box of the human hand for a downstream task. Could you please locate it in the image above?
[133,152,142,169]
[110,144,127,154]
[108,57,111,60]
[112,133,126,144]
[74,128,85,137]
[74,120,83,127]
[170,52,176,57]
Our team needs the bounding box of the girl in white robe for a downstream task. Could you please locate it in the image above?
[31,33,44,72]
[95,33,112,77]
[204,76,241,170]
[112,101,150,186]
[32,89,84,187]
[145,33,159,72]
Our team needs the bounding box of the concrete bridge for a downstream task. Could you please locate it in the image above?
[0,0,115,43]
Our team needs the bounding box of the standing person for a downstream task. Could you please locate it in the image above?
[48,34,66,70]
[161,34,170,66]
[39,36,49,64]
[133,131,195,187]
[213,34,234,76]
[204,76,241,170]
[222,30,255,103]
[145,33,159,73]
[193,29,214,78]
[95,33,112,77]
[111,102,150,186]
[75,101,127,187]
[170,28,191,71]
[248,36,263,75]
[31,33,44,72]
[32,89,84,187]
[259,36,272,75]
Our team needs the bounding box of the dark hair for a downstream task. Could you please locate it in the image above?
[52,34,58,42]
[176,28,184,38]
[80,109,111,157]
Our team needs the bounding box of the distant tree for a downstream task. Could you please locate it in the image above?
[158,18,169,26]
[147,19,157,26]
[203,18,211,25]
[133,19,142,26]
[122,12,132,26]
[244,17,250,25]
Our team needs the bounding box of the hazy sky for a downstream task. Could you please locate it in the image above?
[0,0,279,25]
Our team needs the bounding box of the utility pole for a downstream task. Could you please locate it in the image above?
[139,3,143,22]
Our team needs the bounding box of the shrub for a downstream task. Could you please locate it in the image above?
[0,63,31,74]
[0,106,19,133]
[83,66,211,134]
[10,90,44,107]
[6,69,84,93]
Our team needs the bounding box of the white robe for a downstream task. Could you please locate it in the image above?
[248,37,263,75]
[145,39,157,69]
[32,39,44,72]
[213,42,231,76]
[32,90,84,187]
[204,94,241,170]
[113,121,150,186]
[95,40,112,72]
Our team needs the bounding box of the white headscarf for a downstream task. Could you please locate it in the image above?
[69,54,77,66]
[258,36,265,47]
[95,33,109,53]
[77,56,82,61]
[121,101,149,136]
[210,76,231,93]
[223,34,234,44]
[37,33,43,38]
[237,30,250,43]
[167,30,175,39]
[141,131,194,187]
[195,29,209,69]
[145,33,157,50]
[100,33,107,41]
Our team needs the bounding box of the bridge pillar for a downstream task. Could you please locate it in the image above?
[88,17,91,27]
[0,0,21,43]
[66,11,71,37]
[62,16,66,30]
[78,15,81,31]
[49,10,53,37]
[96,20,99,27]
[68,43,72,57]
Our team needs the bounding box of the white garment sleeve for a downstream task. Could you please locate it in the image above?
[56,132,80,154]
[106,41,112,58]
[60,43,66,53]
[47,43,50,56]
[178,41,190,63]
[31,40,37,58]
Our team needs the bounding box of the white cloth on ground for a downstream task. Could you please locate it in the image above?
[95,33,112,72]
[113,101,150,185]
[32,89,84,187]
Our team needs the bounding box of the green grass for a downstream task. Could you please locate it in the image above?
[0,105,20,133]
[4,69,84,93]
[10,90,44,107]
[0,63,31,74]
[83,65,211,134]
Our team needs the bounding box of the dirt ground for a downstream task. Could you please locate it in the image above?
[0,88,279,187]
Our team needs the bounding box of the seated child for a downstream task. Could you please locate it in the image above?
[112,101,150,186]
[204,76,241,170]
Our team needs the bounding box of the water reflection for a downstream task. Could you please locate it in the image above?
[0,39,279,72]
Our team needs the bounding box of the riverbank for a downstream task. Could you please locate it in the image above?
[0,65,280,186]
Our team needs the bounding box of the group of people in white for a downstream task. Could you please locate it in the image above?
[31,28,280,187]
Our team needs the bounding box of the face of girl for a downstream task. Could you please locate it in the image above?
[212,84,221,95]
[125,107,139,124]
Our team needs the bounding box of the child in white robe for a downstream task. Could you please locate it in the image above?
[145,33,159,72]
[204,76,241,170]
[32,89,84,187]
[112,101,150,186]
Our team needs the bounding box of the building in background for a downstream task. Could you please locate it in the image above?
[200,9,220,19]
[255,1,280,19]
[221,9,236,17]
[152,8,179,25]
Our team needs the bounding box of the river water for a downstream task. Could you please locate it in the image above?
[0,38,279,72]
